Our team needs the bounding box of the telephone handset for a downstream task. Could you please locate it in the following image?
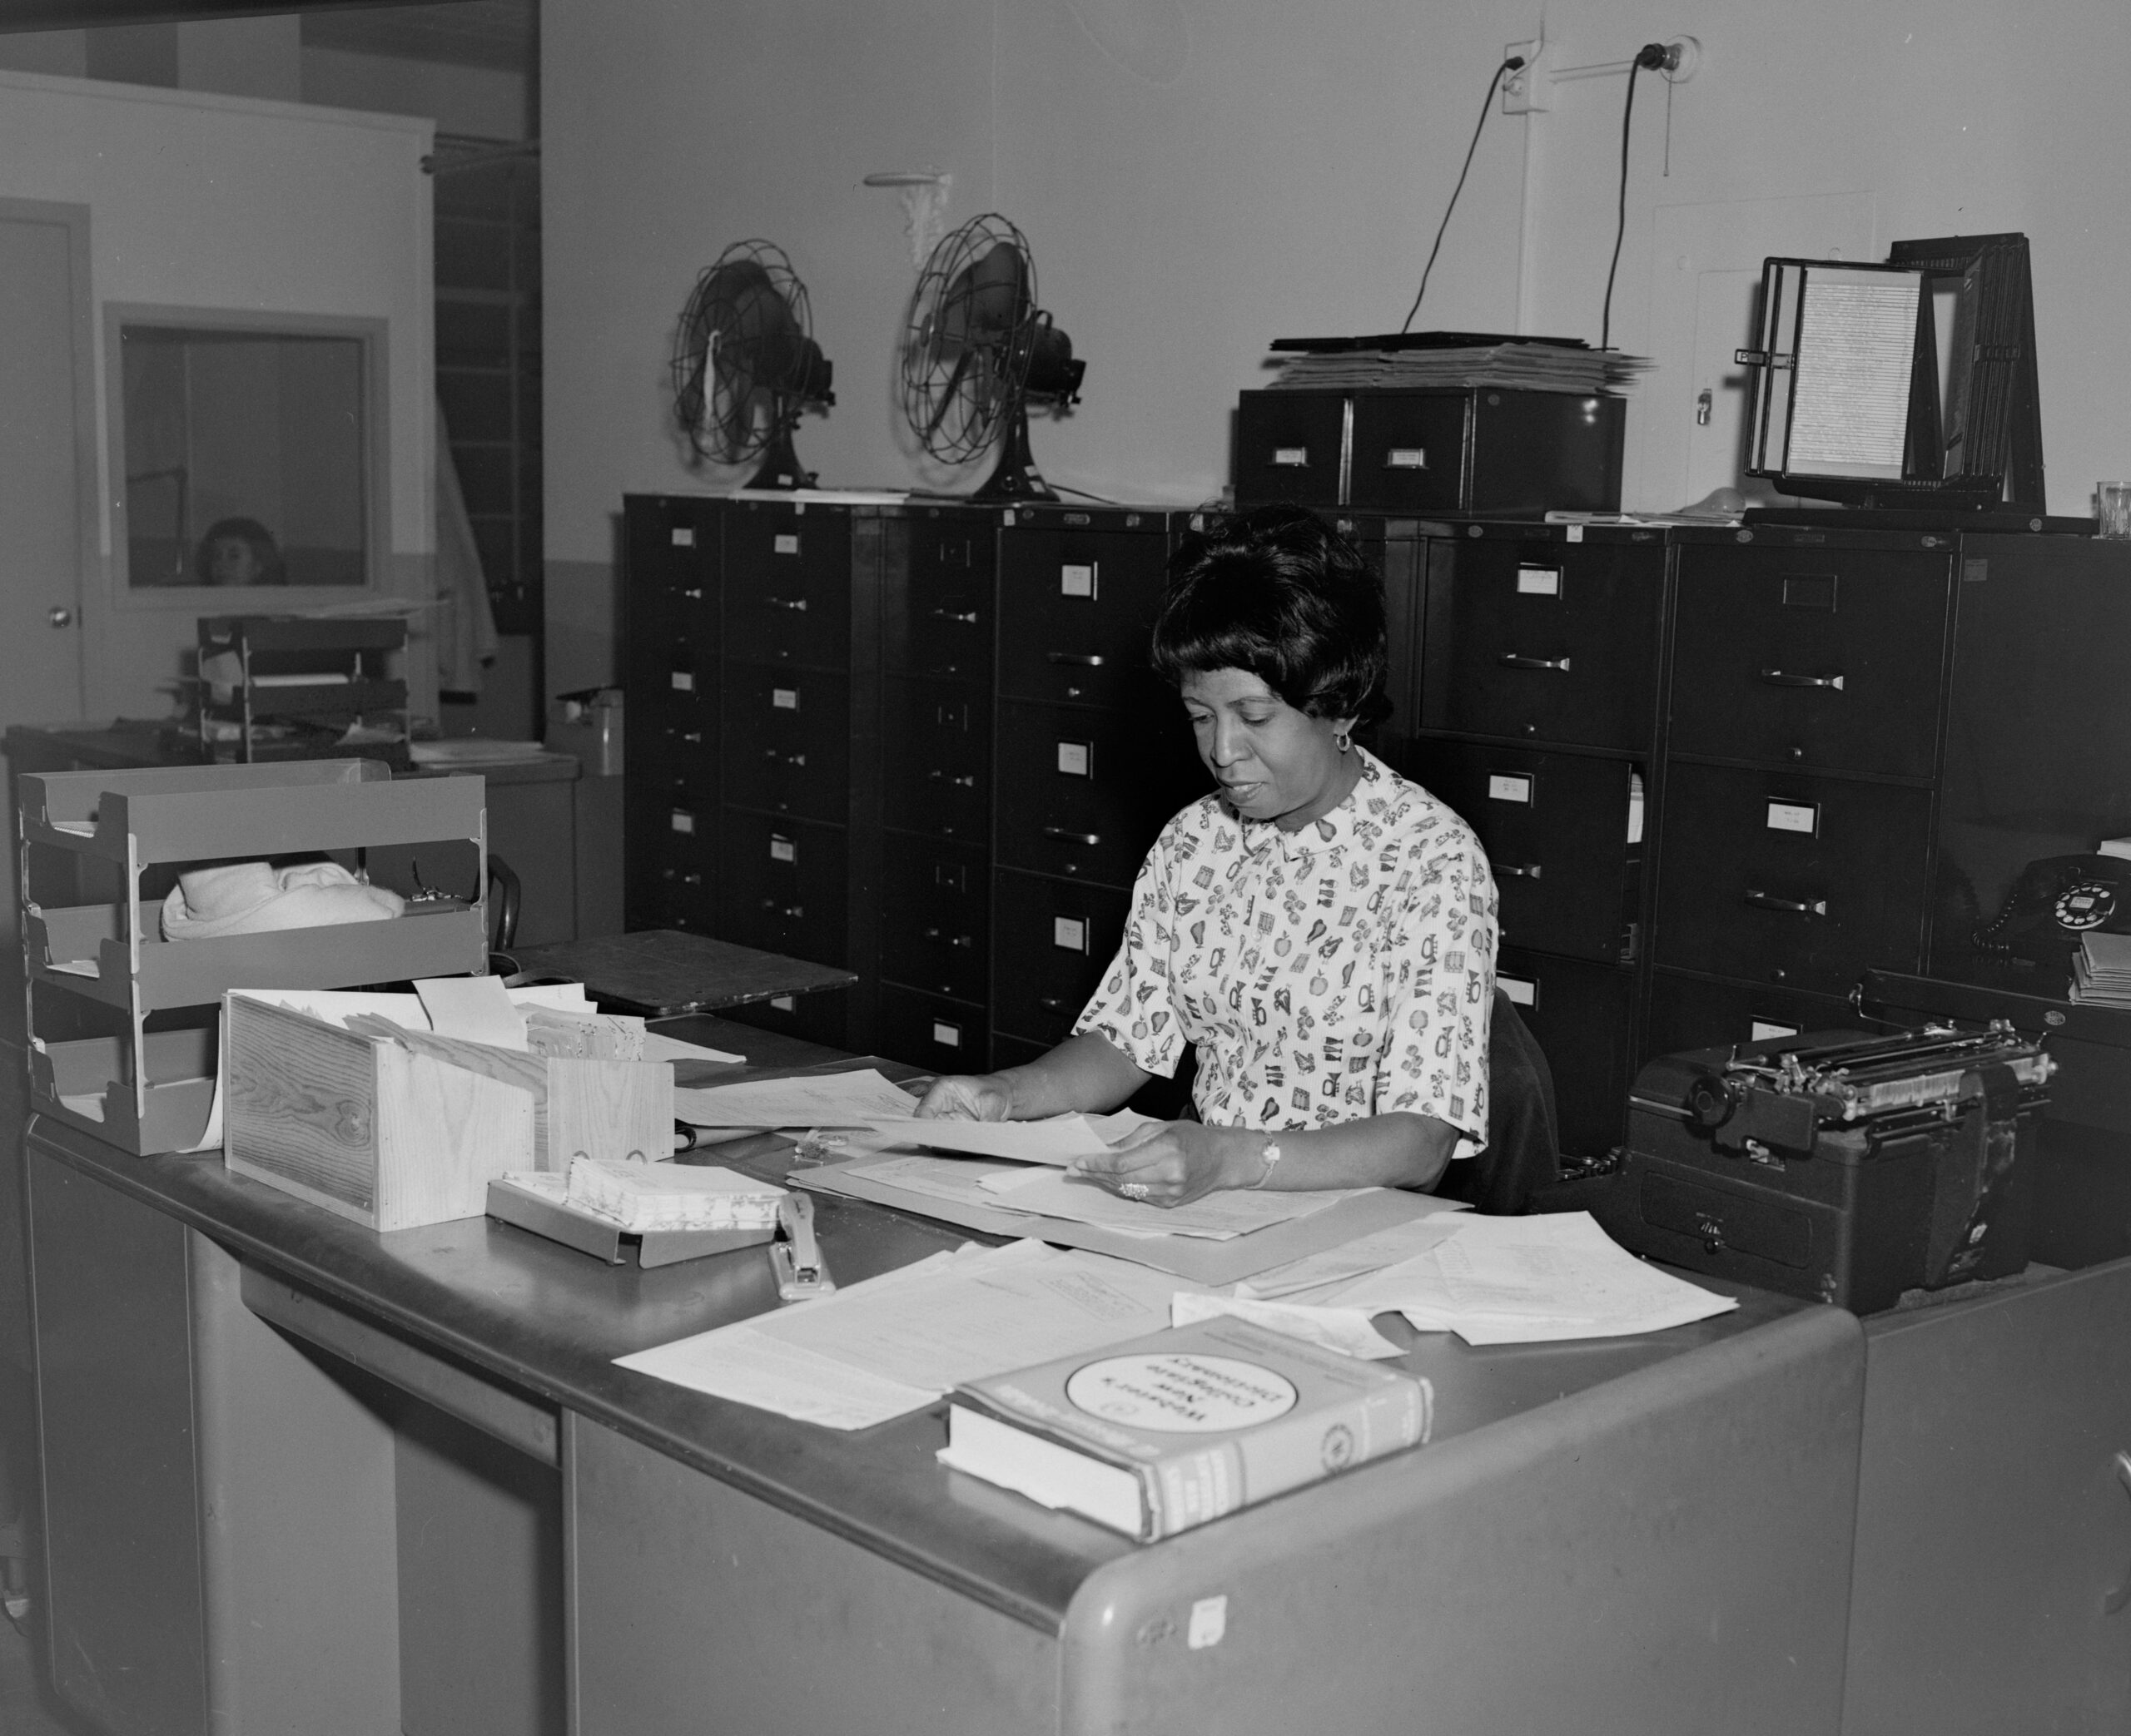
[1973,853,2131,967]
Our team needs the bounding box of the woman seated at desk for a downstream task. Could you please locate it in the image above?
[919,504,1502,1206]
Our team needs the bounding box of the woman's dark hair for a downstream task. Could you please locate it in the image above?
[1151,503,1389,724]
[194,517,286,586]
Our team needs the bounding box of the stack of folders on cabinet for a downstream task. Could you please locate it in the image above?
[2070,931,2131,1005]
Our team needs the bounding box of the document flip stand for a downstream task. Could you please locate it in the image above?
[17,759,487,1156]
[1735,232,2044,513]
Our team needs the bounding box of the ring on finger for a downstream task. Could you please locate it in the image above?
[1118,1181,1150,1201]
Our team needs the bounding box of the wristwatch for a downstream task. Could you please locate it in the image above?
[1253,1137,1283,1188]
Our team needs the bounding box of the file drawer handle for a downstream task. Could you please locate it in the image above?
[1498,652,1572,672]
[931,607,980,625]
[1038,995,1075,1014]
[1744,889,1828,916]
[673,729,703,744]
[1042,826,1101,846]
[682,586,704,600]
[760,900,804,919]
[1046,652,1106,667]
[766,595,808,612]
[923,928,976,950]
[762,749,807,767]
[1759,667,1845,690]
[1496,861,1544,880]
[927,769,977,789]
[659,870,703,886]
[2104,1451,2131,1615]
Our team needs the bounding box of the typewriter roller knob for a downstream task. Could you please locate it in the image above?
[1686,1072,1739,1131]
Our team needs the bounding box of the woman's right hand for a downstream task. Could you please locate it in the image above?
[914,1073,1016,1121]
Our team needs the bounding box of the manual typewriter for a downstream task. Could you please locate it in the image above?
[1586,1024,2053,1314]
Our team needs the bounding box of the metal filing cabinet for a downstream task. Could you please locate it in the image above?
[1400,522,1667,1158]
[1646,528,1960,1060]
[877,503,998,1075]
[989,505,1200,1064]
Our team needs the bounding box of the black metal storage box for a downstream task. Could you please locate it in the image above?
[1234,388,1624,513]
[1591,1026,2050,1313]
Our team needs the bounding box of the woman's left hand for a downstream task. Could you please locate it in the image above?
[1069,1121,1259,1208]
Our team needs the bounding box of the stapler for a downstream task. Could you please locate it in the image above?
[770,1192,834,1301]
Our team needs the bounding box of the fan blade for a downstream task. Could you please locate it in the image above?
[924,348,975,444]
[940,241,1028,348]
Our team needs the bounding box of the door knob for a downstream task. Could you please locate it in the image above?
[47,606,72,627]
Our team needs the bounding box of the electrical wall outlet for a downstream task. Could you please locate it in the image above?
[1502,38,1547,113]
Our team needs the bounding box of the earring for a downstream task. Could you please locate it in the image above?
[1334,729,1351,753]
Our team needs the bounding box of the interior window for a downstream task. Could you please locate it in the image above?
[119,323,370,589]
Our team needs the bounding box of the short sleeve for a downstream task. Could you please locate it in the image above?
[1373,818,1497,1159]
[1072,821,1188,1078]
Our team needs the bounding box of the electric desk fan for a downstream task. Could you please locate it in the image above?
[671,240,835,490]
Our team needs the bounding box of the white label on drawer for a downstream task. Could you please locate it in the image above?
[1499,973,1537,1007]
[1385,447,1428,469]
[1272,446,1309,467]
[670,670,695,692]
[1060,563,1096,598]
[1766,800,1819,836]
[931,1020,962,1049]
[1188,1596,1228,1650]
[774,533,799,555]
[1751,1019,1798,1043]
[769,835,796,863]
[770,994,797,1013]
[670,810,695,835]
[1516,565,1562,596]
[670,526,694,548]
[1565,523,1585,543]
[1057,741,1091,777]
[772,687,799,711]
[1054,916,1088,953]
[1488,773,1532,805]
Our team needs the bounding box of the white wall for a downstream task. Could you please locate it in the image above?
[0,70,437,717]
[544,0,2131,690]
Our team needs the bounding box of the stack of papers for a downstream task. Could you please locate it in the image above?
[614,1239,1197,1429]
[2071,931,2131,1005]
[1327,1212,1736,1344]
[1264,338,1648,395]
[562,1159,783,1233]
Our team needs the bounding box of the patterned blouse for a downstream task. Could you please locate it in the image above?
[1075,749,1498,1158]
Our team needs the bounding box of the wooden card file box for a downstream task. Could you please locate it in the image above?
[17,759,487,1156]
[223,997,675,1230]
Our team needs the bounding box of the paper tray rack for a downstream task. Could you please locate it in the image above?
[17,759,488,1155]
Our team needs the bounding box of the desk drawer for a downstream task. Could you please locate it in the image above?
[991,870,1129,1045]
[877,984,990,1074]
[993,700,1198,889]
[1652,762,1931,994]
[720,667,848,822]
[1671,544,1950,775]
[718,812,846,963]
[722,508,851,667]
[882,677,990,844]
[1416,742,1639,964]
[887,518,994,682]
[996,528,1169,708]
[1420,538,1663,751]
[880,838,990,1003]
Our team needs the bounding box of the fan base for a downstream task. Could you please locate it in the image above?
[963,404,1060,503]
[742,424,817,492]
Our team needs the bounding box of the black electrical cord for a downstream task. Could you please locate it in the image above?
[1600,43,1670,353]
[1399,54,1523,335]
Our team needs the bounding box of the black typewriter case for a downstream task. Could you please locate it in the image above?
[1583,1028,2049,1314]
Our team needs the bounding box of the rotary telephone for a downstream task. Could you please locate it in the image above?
[1973,853,2131,969]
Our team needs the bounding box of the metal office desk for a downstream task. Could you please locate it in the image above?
[21,1025,1866,1736]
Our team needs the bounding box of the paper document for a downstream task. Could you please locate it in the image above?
[1170,1291,1405,1361]
[1330,1212,1737,1345]
[673,1067,920,1128]
[973,1164,1357,1239]
[416,976,529,1050]
[615,1239,1200,1429]
[638,1030,747,1065]
[863,1113,1116,1164]
[1235,1208,1472,1302]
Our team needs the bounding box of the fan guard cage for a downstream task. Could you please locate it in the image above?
[671,239,817,464]
[900,214,1041,464]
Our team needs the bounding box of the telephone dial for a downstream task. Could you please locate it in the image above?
[1973,853,2131,970]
